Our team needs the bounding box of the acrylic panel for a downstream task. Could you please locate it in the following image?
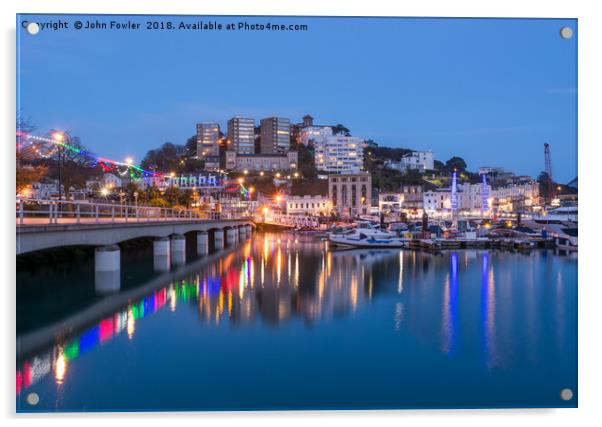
[16,14,577,412]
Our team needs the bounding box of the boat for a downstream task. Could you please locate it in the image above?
[328,220,395,240]
[533,206,578,223]
[544,222,578,251]
[329,231,408,248]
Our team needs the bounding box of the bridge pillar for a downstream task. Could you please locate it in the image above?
[245,224,252,239]
[226,228,236,246]
[197,231,209,256]
[238,225,245,242]
[95,245,121,294]
[214,229,224,250]
[171,234,186,266]
[153,237,170,272]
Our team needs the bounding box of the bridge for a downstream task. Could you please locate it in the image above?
[16,198,255,292]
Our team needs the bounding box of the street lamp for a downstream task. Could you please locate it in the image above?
[53,131,65,204]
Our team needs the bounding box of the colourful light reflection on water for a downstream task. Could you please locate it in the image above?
[16,234,577,410]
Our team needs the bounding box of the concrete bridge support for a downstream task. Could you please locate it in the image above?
[171,234,186,266]
[214,229,224,250]
[226,228,236,247]
[153,237,170,272]
[197,231,209,256]
[245,224,252,239]
[94,245,121,294]
[238,225,245,242]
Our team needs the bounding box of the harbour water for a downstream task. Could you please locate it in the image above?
[16,232,577,411]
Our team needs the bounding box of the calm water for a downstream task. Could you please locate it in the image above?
[16,232,577,411]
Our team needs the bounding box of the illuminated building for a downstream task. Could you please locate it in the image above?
[314,135,364,174]
[196,123,220,170]
[384,150,434,172]
[285,195,330,216]
[328,172,371,218]
[223,150,298,172]
[227,117,255,154]
[260,117,291,154]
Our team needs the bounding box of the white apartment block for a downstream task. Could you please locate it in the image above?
[315,135,364,173]
[286,195,331,216]
[386,150,434,172]
[298,125,333,146]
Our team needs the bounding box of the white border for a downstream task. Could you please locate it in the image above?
[2,1,601,426]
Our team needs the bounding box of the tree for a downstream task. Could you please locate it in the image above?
[17,166,47,194]
[16,115,47,194]
[184,135,197,157]
[444,156,467,172]
[297,144,318,179]
[45,130,99,197]
[140,142,183,173]
[331,124,351,136]
[163,186,180,206]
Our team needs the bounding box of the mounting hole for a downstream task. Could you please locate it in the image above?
[26,392,39,405]
[560,388,574,401]
[560,27,573,40]
[26,22,40,35]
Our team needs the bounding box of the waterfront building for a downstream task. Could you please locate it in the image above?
[423,183,493,216]
[423,188,452,213]
[224,150,298,172]
[196,123,220,158]
[457,182,492,214]
[227,117,255,154]
[490,180,540,213]
[285,195,331,216]
[260,117,291,154]
[315,135,364,173]
[400,185,425,214]
[378,192,404,215]
[385,150,434,173]
[328,172,371,218]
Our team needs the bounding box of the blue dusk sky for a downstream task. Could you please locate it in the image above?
[17,15,577,182]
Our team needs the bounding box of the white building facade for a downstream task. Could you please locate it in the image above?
[315,136,364,173]
[385,150,434,173]
[298,125,333,146]
[286,195,331,216]
[490,180,540,213]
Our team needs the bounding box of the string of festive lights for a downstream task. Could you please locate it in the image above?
[16,131,251,196]
[18,131,167,181]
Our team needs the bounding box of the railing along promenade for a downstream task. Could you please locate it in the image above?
[16,198,246,226]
